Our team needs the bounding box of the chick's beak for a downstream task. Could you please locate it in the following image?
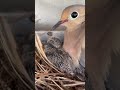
[52,19,68,30]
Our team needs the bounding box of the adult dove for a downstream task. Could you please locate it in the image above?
[51,4,85,80]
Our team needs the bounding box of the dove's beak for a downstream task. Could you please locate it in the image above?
[52,19,68,30]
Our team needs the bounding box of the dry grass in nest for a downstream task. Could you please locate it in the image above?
[35,34,85,90]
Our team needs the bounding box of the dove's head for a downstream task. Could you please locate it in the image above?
[52,5,85,31]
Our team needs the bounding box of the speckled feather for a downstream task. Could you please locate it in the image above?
[44,37,85,81]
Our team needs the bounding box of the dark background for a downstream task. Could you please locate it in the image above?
[0,0,34,12]
[0,0,35,90]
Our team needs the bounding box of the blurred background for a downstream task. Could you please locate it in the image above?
[0,0,35,89]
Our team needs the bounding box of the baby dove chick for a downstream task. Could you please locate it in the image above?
[44,37,74,76]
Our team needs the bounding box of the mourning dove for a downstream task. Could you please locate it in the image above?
[51,4,85,80]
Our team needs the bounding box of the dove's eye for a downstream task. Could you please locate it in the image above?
[69,11,79,20]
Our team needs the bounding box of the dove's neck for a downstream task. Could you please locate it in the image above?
[63,23,85,66]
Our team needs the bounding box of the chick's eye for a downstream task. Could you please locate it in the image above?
[71,12,78,18]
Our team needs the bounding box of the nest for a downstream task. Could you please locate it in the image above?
[35,34,85,90]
